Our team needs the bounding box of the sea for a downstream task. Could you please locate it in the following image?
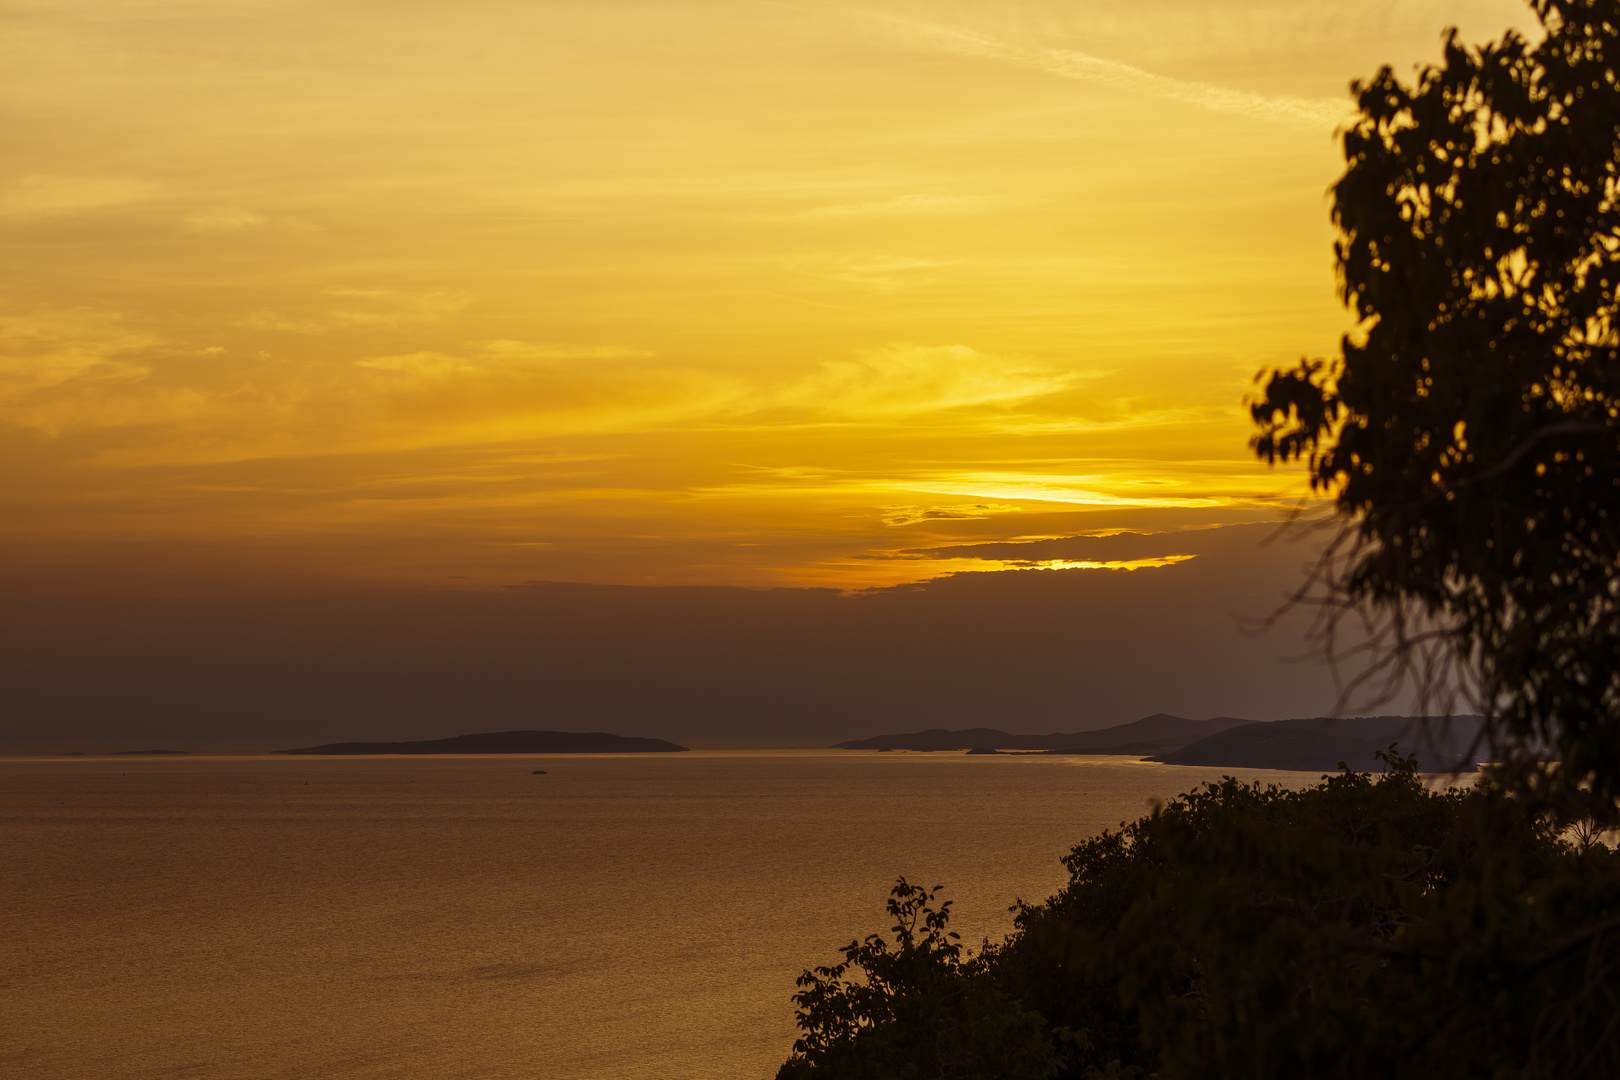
[2,751,1322,1080]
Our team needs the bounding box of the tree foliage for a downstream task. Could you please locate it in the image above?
[777,878,1057,1080]
[778,760,1620,1079]
[1250,0,1620,800]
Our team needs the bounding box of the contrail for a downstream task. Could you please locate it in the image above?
[877,17,1350,129]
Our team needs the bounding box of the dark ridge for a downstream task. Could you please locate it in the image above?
[1152,715,1489,773]
[835,714,1249,755]
[276,730,688,755]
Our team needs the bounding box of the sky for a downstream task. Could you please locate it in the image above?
[0,0,1535,749]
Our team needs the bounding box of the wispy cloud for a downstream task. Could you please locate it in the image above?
[358,341,1073,435]
[784,253,950,292]
[352,339,744,446]
[880,502,1023,526]
[357,341,657,376]
[326,289,474,326]
[778,344,1075,418]
[808,193,996,218]
[183,208,267,232]
[898,472,1224,509]
[0,309,158,399]
[974,554,1197,572]
[875,17,1349,129]
[0,175,163,217]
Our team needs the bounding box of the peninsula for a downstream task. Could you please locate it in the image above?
[1153,715,1487,773]
[837,713,1493,773]
[277,730,689,755]
[835,714,1249,755]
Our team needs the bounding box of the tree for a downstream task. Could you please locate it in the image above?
[1250,0,1620,802]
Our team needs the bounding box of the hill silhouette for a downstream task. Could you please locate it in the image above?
[834,714,1249,754]
[277,730,688,755]
[1153,715,1487,773]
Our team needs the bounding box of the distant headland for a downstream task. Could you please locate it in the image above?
[276,730,689,755]
[1152,714,1487,773]
[835,714,1249,756]
[839,713,1491,773]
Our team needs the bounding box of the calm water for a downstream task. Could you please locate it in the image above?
[2,751,1320,1080]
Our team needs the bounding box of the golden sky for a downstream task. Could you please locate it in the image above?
[0,0,1533,590]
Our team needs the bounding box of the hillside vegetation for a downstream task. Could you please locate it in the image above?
[777,756,1620,1079]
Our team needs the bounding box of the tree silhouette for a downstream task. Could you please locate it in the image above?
[777,878,1055,1080]
[1251,0,1620,802]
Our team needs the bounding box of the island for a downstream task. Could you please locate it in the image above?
[834,714,1250,756]
[276,730,689,755]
